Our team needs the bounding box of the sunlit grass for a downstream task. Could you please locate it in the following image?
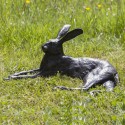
[0,0,125,124]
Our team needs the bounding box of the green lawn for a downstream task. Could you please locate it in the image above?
[0,0,125,124]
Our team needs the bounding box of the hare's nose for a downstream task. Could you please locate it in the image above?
[42,45,48,51]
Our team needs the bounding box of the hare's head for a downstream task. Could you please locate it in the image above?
[42,24,83,55]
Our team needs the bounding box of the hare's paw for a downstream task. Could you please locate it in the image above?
[3,76,12,80]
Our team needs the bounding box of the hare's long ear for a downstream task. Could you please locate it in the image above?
[59,29,83,44]
[57,24,71,39]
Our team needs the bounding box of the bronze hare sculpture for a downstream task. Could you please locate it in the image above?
[5,24,119,92]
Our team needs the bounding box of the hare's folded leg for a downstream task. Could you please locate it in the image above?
[82,66,117,90]
[11,68,40,76]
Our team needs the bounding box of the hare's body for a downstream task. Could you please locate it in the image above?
[5,24,119,91]
[40,54,118,90]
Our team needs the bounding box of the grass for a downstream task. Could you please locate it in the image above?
[0,0,125,124]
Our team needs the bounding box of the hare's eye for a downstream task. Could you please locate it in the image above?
[50,42,54,46]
